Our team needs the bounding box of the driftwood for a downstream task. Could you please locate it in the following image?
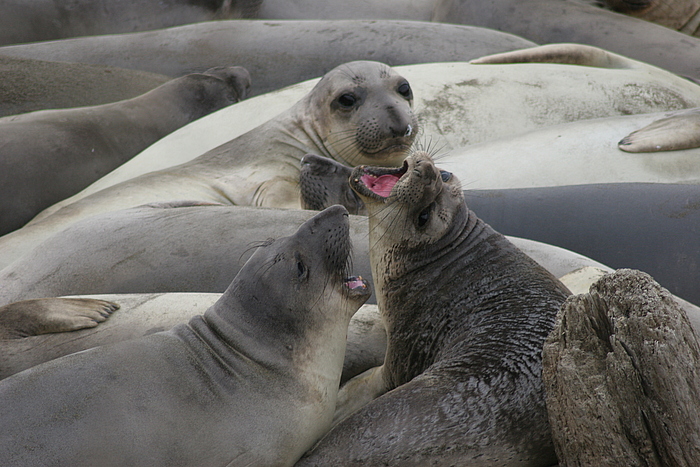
[543,268,700,466]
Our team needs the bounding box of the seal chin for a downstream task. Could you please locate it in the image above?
[343,275,372,302]
[350,161,408,200]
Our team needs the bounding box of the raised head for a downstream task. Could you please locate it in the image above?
[304,61,418,168]
[349,151,467,252]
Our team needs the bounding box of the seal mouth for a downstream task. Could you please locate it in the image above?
[350,160,408,200]
[343,275,371,300]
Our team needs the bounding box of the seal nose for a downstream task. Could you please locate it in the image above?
[405,124,413,137]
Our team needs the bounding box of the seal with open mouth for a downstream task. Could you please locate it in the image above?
[298,152,571,466]
[0,205,370,466]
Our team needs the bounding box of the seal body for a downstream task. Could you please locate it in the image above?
[299,152,571,466]
[0,0,262,46]
[0,60,416,267]
[0,66,250,235]
[0,205,371,466]
[432,0,700,80]
[0,20,536,98]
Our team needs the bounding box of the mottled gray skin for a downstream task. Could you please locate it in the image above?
[0,66,250,236]
[0,0,262,46]
[0,20,537,98]
[300,154,366,215]
[0,55,170,118]
[298,152,570,466]
[0,60,417,270]
[0,206,371,466]
[432,0,700,80]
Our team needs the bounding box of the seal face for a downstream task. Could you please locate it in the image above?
[0,206,370,466]
[299,152,570,466]
[300,154,366,215]
[307,61,418,168]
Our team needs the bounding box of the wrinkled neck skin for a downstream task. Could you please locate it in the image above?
[370,205,569,389]
[276,99,338,162]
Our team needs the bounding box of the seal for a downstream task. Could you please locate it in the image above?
[0,60,417,267]
[0,0,262,46]
[298,151,571,466]
[0,205,372,466]
[0,55,170,118]
[35,54,700,221]
[0,19,537,98]
[300,154,366,215]
[596,0,700,36]
[432,0,700,80]
[0,66,250,235]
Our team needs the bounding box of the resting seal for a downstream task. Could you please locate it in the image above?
[0,66,250,235]
[298,152,570,466]
[0,61,416,267]
[0,205,371,466]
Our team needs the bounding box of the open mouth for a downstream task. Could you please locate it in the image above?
[344,275,371,298]
[351,160,408,199]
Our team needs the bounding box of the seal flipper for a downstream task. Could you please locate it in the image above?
[618,108,700,152]
[470,43,637,69]
[0,298,118,339]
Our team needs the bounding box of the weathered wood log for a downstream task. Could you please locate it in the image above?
[543,268,700,466]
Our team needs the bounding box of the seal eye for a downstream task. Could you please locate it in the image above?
[337,93,357,108]
[440,170,452,182]
[417,203,433,228]
[397,82,412,99]
[297,260,308,280]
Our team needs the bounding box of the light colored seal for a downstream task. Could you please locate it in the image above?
[0,66,250,235]
[0,60,417,268]
[298,151,571,466]
[432,0,700,80]
[0,0,262,46]
[39,51,700,224]
[0,55,170,118]
[0,19,537,97]
[0,205,371,466]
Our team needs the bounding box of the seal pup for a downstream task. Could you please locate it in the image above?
[0,66,250,235]
[0,205,371,466]
[0,61,417,267]
[298,152,571,466]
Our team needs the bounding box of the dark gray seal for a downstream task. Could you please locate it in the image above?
[0,205,371,466]
[0,66,250,235]
[298,151,571,466]
[0,0,262,46]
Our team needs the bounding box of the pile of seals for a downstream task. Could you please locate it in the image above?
[1,4,700,466]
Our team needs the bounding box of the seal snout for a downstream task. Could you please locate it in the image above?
[350,161,408,200]
[343,275,372,301]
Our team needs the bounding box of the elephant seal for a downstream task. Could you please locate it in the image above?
[432,0,700,80]
[0,60,416,268]
[0,205,371,466]
[300,154,366,215]
[0,0,262,46]
[0,66,250,235]
[597,0,700,36]
[41,52,700,219]
[0,55,170,118]
[0,20,536,97]
[298,152,570,466]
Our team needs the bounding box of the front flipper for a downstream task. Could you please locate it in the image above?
[333,365,388,426]
[470,43,637,69]
[619,108,700,152]
[0,298,119,339]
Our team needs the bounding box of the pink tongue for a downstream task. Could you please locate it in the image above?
[346,278,366,289]
[361,173,399,197]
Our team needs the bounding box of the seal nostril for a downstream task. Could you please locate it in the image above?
[405,124,413,137]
